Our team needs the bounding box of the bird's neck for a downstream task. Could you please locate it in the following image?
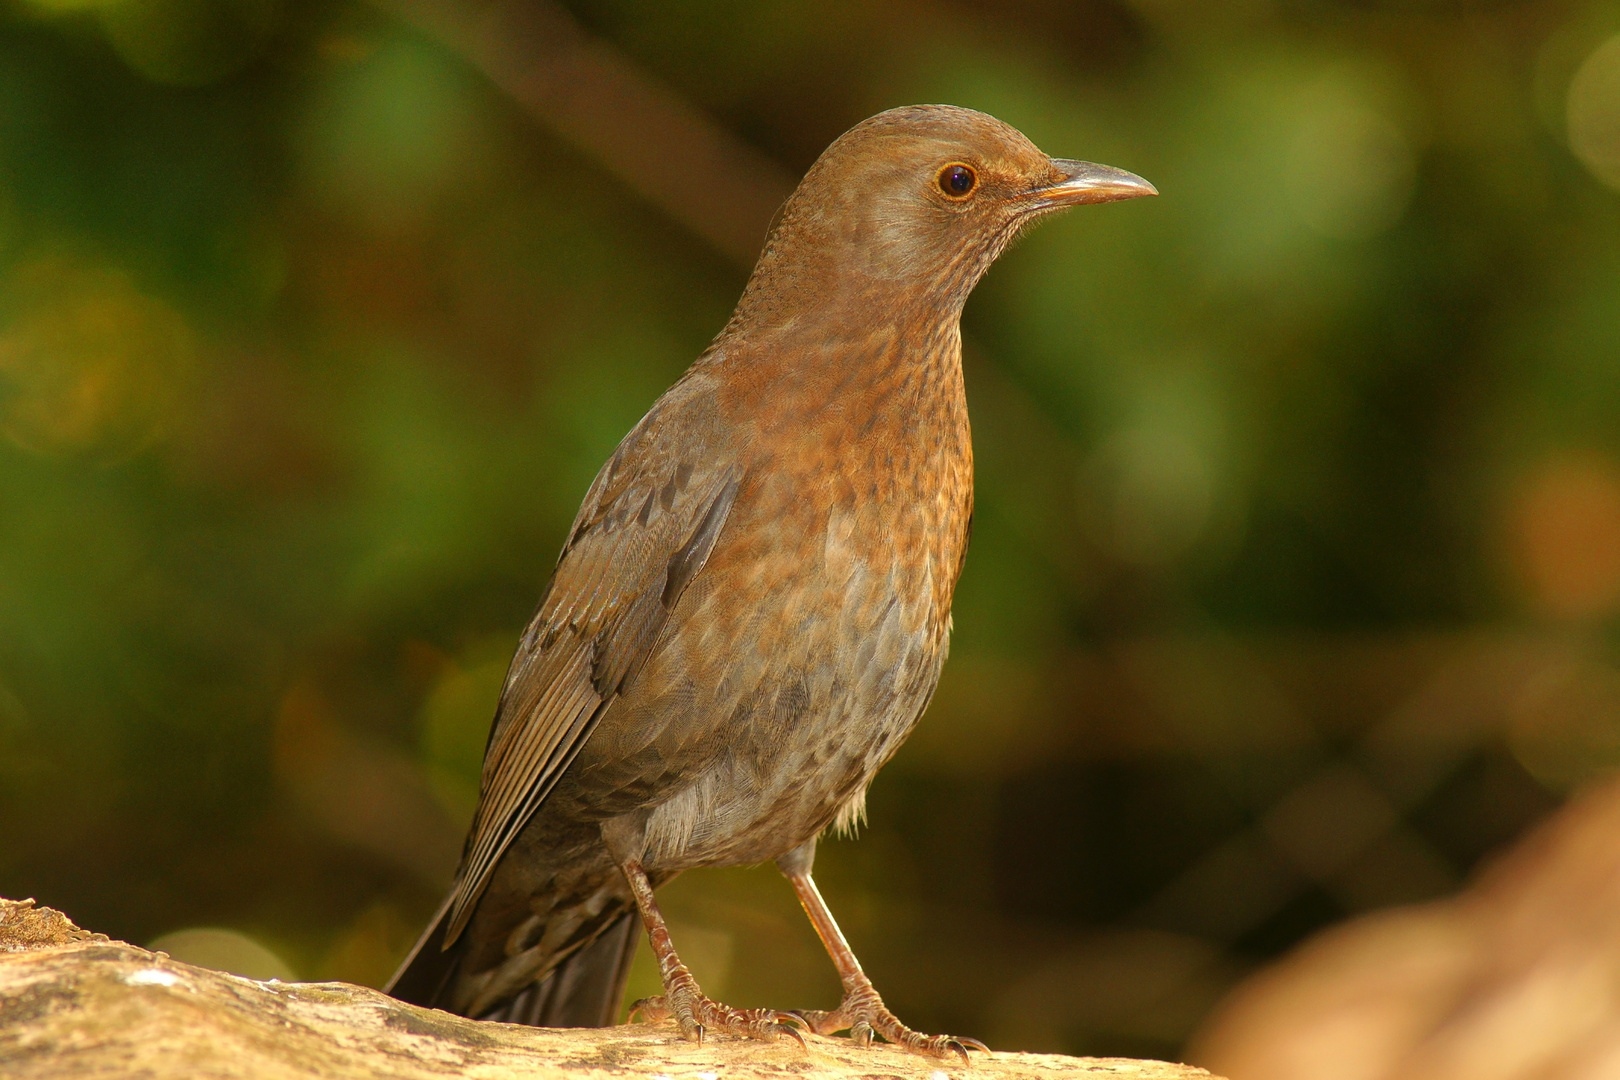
[704,302,967,477]
[715,293,963,401]
[725,224,973,346]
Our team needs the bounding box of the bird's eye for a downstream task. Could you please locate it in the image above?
[936,163,977,199]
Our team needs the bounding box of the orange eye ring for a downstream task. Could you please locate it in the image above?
[936,163,978,199]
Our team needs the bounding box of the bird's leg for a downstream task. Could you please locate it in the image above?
[784,866,990,1064]
[618,857,805,1047]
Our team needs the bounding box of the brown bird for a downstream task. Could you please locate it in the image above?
[385,104,1154,1060]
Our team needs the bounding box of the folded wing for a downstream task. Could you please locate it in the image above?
[443,378,739,945]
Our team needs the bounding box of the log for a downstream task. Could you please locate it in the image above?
[0,897,1220,1079]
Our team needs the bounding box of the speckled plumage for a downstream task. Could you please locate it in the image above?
[387,104,1154,1055]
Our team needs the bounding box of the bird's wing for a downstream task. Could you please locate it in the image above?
[443,378,739,945]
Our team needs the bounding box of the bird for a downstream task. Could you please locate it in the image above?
[385,104,1155,1061]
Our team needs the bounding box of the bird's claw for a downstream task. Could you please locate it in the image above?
[630,991,807,1049]
[794,982,990,1062]
[786,1008,830,1032]
[773,1021,810,1050]
[626,996,667,1024]
[943,1037,992,1065]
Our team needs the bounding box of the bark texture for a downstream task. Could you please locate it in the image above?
[0,897,1219,1080]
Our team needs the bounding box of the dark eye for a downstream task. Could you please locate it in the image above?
[937,163,977,198]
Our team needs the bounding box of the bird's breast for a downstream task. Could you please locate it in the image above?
[603,330,974,868]
[729,326,974,637]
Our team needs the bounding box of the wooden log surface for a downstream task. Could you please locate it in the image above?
[0,897,1221,1080]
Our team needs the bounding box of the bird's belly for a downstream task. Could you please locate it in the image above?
[635,569,949,871]
[640,677,940,871]
[569,454,966,871]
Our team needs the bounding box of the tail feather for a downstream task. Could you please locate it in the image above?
[480,911,639,1027]
[383,892,460,1009]
[386,899,639,1028]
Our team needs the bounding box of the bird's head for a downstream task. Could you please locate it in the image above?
[734,104,1156,331]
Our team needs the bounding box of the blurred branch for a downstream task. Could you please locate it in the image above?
[368,0,796,267]
[0,897,1219,1080]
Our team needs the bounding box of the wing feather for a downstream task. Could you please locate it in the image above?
[441,380,739,945]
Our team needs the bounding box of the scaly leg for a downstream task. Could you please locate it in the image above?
[619,857,805,1047]
[785,868,990,1065]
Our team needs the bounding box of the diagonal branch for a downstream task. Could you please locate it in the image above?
[370,0,796,267]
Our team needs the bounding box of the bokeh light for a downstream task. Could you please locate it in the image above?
[1568,34,1620,190]
[295,37,502,233]
[0,256,194,460]
[1283,77,1415,240]
[148,926,297,980]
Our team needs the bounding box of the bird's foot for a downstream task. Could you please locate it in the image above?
[793,977,989,1064]
[629,979,806,1048]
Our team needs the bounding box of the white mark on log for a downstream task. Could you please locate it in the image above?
[126,968,181,987]
[696,1073,718,1080]
[930,1071,950,1080]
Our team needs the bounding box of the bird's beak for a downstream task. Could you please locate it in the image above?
[1028,159,1158,208]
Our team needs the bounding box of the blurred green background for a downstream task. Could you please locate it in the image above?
[4,0,1620,1062]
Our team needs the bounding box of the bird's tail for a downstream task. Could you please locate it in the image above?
[384,897,639,1027]
[382,892,459,1010]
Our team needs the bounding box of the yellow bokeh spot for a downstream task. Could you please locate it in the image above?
[1089,425,1216,566]
[1283,74,1416,239]
[0,256,195,460]
[148,927,297,981]
[1568,34,1620,190]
